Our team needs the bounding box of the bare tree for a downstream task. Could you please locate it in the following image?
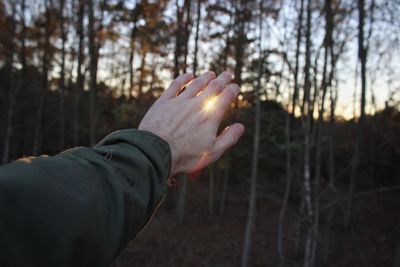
[241,2,262,266]
[302,0,314,266]
[73,0,85,146]
[59,0,66,150]
[277,0,304,264]
[88,0,97,146]
[128,2,141,99]
[192,0,201,75]
[88,0,107,145]
[2,1,17,163]
[346,0,371,225]
[33,0,52,155]
[173,0,190,78]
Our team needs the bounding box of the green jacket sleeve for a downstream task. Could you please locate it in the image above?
[0,129,171,267]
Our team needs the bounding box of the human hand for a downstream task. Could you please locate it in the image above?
[138,71,244,177]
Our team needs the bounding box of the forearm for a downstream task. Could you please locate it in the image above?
[0,129,171,267]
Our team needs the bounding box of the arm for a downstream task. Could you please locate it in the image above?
[0,129,170,267]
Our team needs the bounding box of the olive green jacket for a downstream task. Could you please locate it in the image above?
[0,129,171,267]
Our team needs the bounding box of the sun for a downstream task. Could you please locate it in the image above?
[203,96,218,112]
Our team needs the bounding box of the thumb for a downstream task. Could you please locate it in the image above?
[214,123,245,154]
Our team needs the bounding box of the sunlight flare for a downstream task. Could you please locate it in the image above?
[203,96,218,112]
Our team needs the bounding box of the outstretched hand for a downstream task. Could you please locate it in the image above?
[139,71,244,177]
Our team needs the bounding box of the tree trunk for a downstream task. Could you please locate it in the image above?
[219,163,230,216]
[173,0,183,78]
[311,0,333,263]
[73,0,85,146]
[34,0,51,155]
[2,2,17,163]
[128,3,141,99]
[192,0,201,75]
[59,0,66,150]
[302,1,314,266]
[138,49,147,100]
[176,175,188,224]
[346,0,368,226]
[234,11,245,87]
[88,0,98,146]
[241,5,262,266]
[277,0,304,263]
[328,85,337,188]
[208,165,215,214]
[182,0,191,72]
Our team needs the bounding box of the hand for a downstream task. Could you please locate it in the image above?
[138,71,244,177]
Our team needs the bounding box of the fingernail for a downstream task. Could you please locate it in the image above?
[223,71,233,79]
[236,124,245,136]
[231,84,240,95]
[207,71,216,78]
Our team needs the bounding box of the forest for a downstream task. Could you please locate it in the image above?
[0,0,400,266]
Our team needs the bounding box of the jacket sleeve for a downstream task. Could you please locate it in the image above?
[0,129,171,267]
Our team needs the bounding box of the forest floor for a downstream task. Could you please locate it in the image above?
[111,177,400,267]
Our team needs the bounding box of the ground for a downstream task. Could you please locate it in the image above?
[111,177,400,267]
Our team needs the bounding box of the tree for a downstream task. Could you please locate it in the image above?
[241,2,262,266]
[277,0,304,263]
[58,0,66,150]
[33,0,55,155]
[73,0,85,146]
[346,0,371,225]
[127,1,142,99]
[88,0,107,145]
[302,0,314,266]
[192,0,201,75]
[1,1,17,163]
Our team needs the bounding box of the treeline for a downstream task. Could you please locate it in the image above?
[0,0,400,266]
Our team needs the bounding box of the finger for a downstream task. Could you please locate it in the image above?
[212,83,240,122]
[163,73,194,99]
[213,123,245,155]
[200,71,233,99]
[179,71,216,98]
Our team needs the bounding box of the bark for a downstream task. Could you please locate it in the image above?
[311,0,334,263]
[241,5,262,266]
[277,0,304,263]
[73,0,85,146]
[219,164,230,216]
[346,0,368,226]
[176,175,188,224]
[328,85,337,189]
[233,8,245,87]
[88,0,96,145]
[88,0,104,145]
[137,49,147,100]
[182,0,191,71]
[302,1,314,266]
[175,0,192,223]
[33,0,51,155]
[173,0,183,78]
[192,0,201,75]
[59,0,66,150]
[128,3,141,99]
[2,3,17,163]
[291,0,305,119]
[208,165,215,214]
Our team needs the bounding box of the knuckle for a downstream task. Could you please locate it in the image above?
[209,79,222,90]
[222,71,232,79]
[206,71,216,78]
[192,78,203,88]
[223,88,236,103]
[170,80,180,89]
